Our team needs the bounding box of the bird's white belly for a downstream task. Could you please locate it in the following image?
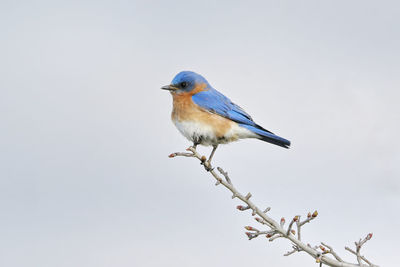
[173,119,257,146]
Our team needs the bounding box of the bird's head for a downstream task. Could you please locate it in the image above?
[161,71,210,95]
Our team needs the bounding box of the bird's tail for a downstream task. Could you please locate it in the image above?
[239,124,291,148]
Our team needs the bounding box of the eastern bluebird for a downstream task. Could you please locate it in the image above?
[162,71,290,164]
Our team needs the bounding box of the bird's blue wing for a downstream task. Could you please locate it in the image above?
[192,88,290,148]
[192,89,256,126]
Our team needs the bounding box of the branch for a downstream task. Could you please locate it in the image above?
[345,233,375,266]
[169,147,379,267]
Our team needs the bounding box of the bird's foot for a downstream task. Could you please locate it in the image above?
[201,162,214,172]
[200,156,214,172]
[187,143,198,151]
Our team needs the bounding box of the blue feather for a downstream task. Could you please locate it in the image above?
[239,124,291,148]
[192,88,290,148]
[192,89,256,126]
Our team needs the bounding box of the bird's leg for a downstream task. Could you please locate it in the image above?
[186,142,199,156]
[188,142,199,152]
[205,145,218,169]
[201,145,218,171]
[192,142,198,150]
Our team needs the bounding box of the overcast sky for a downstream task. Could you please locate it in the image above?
[0,1,399,267]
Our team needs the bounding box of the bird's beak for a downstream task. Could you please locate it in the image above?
[161,84,178,91]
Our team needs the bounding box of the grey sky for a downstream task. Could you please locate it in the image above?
[0,1,399,266]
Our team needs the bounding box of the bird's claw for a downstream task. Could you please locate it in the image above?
[200,160,214,172]
[205,166,214,172]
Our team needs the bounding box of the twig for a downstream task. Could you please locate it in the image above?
[286,216,298,236]
[296,211,318,241]
[321,242,343,262]
[284,244,300,256]
[217,167,231,184]
[345,233,375,266]
[169,147,379,267]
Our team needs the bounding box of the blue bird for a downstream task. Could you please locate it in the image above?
[162,71,290,164]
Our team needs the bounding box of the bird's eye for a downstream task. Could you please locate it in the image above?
[180,82,187,88]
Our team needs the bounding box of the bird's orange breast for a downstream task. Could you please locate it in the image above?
[171,85,235,139]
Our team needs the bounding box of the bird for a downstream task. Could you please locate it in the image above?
[161,71,290,166]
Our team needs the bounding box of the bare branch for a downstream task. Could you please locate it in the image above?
[236,205,250,211]
[345,233,375,266]
[321,242,343,262]
[280,217,286,228]
[296,211,318,241]
[285,216,299,237]
[245,192,252,200]
[217,167,232,184]
[268,233,283,241]
[169,147,379,267]
[284,244,300,256]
